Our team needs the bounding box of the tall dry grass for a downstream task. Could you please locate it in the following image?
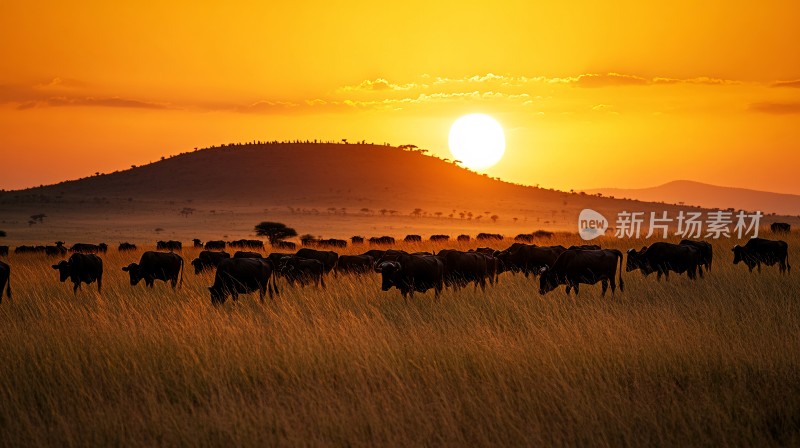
[0,234,799,447]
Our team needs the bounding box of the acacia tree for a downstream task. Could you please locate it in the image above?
[254,222,298,245]
[179,207,196,218]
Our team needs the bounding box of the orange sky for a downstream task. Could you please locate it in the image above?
[1,1,799,193]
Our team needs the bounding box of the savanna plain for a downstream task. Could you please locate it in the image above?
[1,234,798,447]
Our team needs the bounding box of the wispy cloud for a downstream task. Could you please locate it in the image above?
[2,72,792,117]
[569,73,649,87]
[2,80,168,110]
[318,72,749,114]
[749,102,800,114]
[334,91,535,112]
[652,76,740,86]
[33,77,87,90]
[223,72,773,115]
[236,100,300,114]
[233,98,365,114]
[341,78,422,92]
[772,80,800,88]
[431,73,530,86]
[19,96,167,110]
[421,72,740,88]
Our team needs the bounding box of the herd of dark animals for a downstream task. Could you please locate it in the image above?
[0,223,793,305]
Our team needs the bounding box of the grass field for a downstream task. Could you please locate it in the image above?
[0,234,799,447]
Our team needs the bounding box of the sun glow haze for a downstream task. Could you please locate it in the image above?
[448,114,506,170]
[1,1,799,192]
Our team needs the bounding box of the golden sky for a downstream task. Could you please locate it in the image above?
[1,1,799,192]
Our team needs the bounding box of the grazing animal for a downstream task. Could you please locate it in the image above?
[118,242,137,251]
[209,258,278,304]
[539,249,624,296]
[495,244,566,277]
[70,243,107,254]
[679,240,713,272]
[430,234,450,242]
[45,241,67,257]
[469,248,505,279]
[375,250,409,265]
[300,236,319,246]
[264,254,285,280]
[156,240,182,252]
[436,249,489,291]
[496,242,536,256]
[770,222,791,234]
[404,234,422,243]
[361,249,386,261]
[193,238,204,248]
[568,245,601,251]
[228,239,264,250]
[279,257,326,287]
[273,241,297,250]
[472,247,497,255]
[350,236,365,244]
[335,255,375,275]
[122,251,184,288]
[265,252,292,268]
[457,234,470,242]
[191,250,231,274]
[204,240,227,250]
[52,253,103,294]
[376,254,444,299]
[233,251,263,259]
[0,246,8,257]
[0,261,11,302]
[514,233,535,243]
[369,236,395,245]
[732,238,790,274]
[318,238,347,249]
[626,242,703,280]
[16,245,46,254]
[477,233,503,241]
[295,248,338,274]
[481,253,502,284]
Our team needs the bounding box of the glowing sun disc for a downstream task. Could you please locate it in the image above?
[448,114,506,170]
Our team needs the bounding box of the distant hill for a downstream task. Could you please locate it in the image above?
[6,142,652,218]
[586,180,800,217]
[1,143,796,243]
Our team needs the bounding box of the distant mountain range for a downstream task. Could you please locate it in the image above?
[586,180,800,217]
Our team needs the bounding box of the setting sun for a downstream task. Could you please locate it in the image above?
[448,114,506,170]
